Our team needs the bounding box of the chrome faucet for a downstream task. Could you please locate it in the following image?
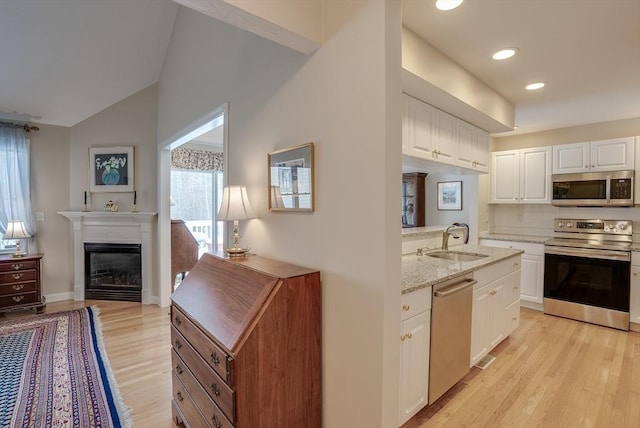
[442,225,460,250]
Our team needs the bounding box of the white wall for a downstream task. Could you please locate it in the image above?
[30,124,73,300]
[158,2,402,426]
[68,84,160,300]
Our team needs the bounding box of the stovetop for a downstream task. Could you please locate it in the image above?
[546,218,633,252]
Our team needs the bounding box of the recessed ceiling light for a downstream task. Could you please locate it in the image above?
[492,48,518,60]
[526,82,545,91]
[436,0,464,11]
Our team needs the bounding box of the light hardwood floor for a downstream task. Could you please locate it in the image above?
[7,301,640,427]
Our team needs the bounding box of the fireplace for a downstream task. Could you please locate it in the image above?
[85,243,142,302]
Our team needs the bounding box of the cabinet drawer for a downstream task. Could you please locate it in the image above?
[473,256,521,286]
[172,306,233,385]
[173,373,218,428]
[504,271,521,306]
[0,292,38,307]
[401,286,431,320]
[172,356,234,428]
[506,300,520,334]
[0,281,36,296]
[172,327,235,422]
[0,260,37,273]
[0,270,36,284]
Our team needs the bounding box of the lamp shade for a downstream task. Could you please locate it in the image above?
[217,186,256,221]
[4,220,30,239]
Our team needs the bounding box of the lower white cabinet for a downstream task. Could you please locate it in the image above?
[630,253,640,331]
[470,256,521,367]
[399,287,431,425]
[480,239,544,310]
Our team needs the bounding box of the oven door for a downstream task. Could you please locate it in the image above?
[544,246,630,312]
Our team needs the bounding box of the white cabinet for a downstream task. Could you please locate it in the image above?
[553,137,634,174]
[470,256,521,367]
[399,287,431,425]
[457,120,490,173]
[479,239,545,310]
[490,146,552,204]
[402,94,489,173]
[630,253,640,332]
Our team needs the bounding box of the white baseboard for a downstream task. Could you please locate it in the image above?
[520,300,543,311]
[44,292,75,303]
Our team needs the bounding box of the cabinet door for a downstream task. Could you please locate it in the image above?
[553,142,590,174]
[474,128,490,173]
[470,285,489,367]
[457,120,475,170]
[399,310,431,425]
[520,146,552,203]
[631,266,640,326]
[590,137,635,172]
[505,300,520,337]
[520,254,544,304]
[487,282,505,349]
[406,96,436,159]
[433,109,457,165]
[490,150,520,203]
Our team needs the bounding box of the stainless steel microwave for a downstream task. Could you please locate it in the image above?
[551,170,634,207]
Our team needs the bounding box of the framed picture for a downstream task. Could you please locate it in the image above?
[89,146,134,192]
[437,181,462,210]
[268,143,314,212]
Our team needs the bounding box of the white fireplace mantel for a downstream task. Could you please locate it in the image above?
[58,211,157,303]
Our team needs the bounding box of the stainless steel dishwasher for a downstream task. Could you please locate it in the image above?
[428,275,475,405]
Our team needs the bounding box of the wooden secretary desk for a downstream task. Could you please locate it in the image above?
[170,252,321,428]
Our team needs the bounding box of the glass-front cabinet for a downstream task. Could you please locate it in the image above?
[402,172,426,228]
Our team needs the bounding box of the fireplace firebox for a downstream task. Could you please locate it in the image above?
[84,243,142,302]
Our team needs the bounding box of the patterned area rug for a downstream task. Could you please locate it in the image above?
[0,307,131,428]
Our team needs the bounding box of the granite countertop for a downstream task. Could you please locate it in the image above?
[402,225,466,239]
[402,244,524,294]
[479,233,549,244]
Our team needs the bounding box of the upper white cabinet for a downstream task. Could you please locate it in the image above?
[490,146,552,204]
[402,94,489,173]
[553,137,635,174]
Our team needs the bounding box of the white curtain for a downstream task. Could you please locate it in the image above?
[0,127,35,236]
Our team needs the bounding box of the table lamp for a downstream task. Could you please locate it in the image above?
[5,220,31,257]
[216,186,256,257]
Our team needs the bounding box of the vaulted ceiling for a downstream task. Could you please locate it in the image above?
[1,0,638,135]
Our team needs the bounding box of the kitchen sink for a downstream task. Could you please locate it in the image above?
[425,251,489,262]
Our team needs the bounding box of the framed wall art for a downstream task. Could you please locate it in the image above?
[268,143,314,212]
[89,146,134,192]
[437,181,462,211]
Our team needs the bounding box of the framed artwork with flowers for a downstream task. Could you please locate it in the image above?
[89,146,134,192]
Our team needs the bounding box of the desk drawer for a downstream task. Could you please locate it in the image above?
[0,292,38,307]
[172,327,235,422]
[172,306,233,386]
[172,354,234,428]
[173,373,215,428]
[0,281,36,296]
[0,260,37,273]
[0,270,36,284]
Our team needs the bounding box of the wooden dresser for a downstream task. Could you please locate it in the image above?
[0,254,45,313]
[170,253,321,428]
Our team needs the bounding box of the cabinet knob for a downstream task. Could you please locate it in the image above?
[174,316,182,326]
[211,383,221,396]
[12,284,24,291]
[176,391,184,402]
[591,164,596,168]
[490,290,497,296]
[407,332,412,339]
[212,414,222,428]
[400,334,407,341]
[11,273,23,280]
[11,263,23,270]
[175,364,183,375]
[402,304,410,311]
[174,339,182,349]
[12,296,24,303]
[512,317,518,321]
[513,286,519,291]
[514,262,519,267]
[211,352,220,366]
[634,272,638,277]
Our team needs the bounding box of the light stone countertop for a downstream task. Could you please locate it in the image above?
[479,233,550,245]
[402,244,523,294]
[402,225,466,239]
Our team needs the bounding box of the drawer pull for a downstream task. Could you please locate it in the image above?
[211,352,220,366]
[174,316,182,326]
[11,273,24,280]
[211,382,221,396]
[402,304,410,311]
[513,286,519,291]
[513,262,519,267]
[11,263,23,270]
[176,391,184,402]
[512,317,518,321]
[174,339,182,349]
[12,284,25,291]
[12,296,24,303]
[175,364,183,375]
[400,334,407,341]
[212,414,222,428]
[489,290,497,296]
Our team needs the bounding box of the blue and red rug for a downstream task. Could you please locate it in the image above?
[0,307,131,428]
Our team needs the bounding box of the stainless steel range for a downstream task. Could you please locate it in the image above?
[544,218,632,330]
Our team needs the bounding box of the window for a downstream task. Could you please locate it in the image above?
[0,126,34,254]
